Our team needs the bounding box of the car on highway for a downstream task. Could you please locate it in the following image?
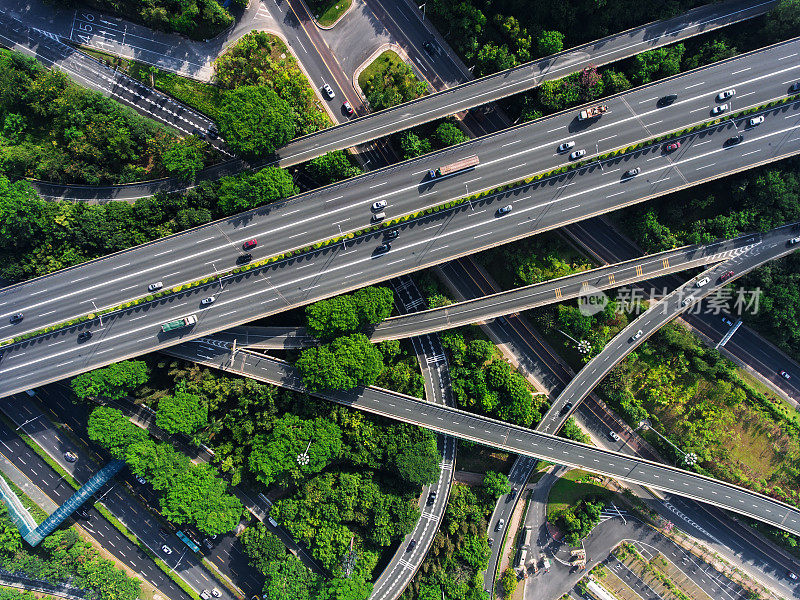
[322,83,335,99]
[406,539,417,552]
[372,200,388,211]
[374,243,391,254]
[496,204,513,216]
[711,104,728,115]
[624,167,640,178]
[790,82,800,93]
[789,571,798,580]
[192,128,206,140]
[609,431,621,441]
[509,488,517,499]
[721,316,733,327]
[569,149,586,160]
[148,281,163,292]
[717,89,735,101]
[495,519,505,531]
[207,127,218,140]
[665,141,681,152]
[371,212,385,222]
[658,93,678,107]
[781,371,792,380]
[64,451,78,462]
[159,526,172,535]
[561,401,573,414]
[9,313,23,324]
[788,236,800,245]
[681,295,695,307]
[749,115,765,126]
[201,590,211,600]
[237,253,253,264]
[719,270,735,282]
[558,141,575,152]
[427,491,437,505]
[77,331,93,342]
[200,296,216,306]
[487,538,493,547]
[342,101,353,115]
[726,134,743,146]
[630,329,643,342]
[243,238,258,250]
[212,589,221,598]
[384,229,399,240]
[423,40,437,56]
[696,276,710,287]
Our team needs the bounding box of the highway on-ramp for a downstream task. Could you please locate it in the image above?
[161,344,800,537]
[2,37,800,346]
[2,96,800,398]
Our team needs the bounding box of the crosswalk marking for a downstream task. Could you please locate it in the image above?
[608,273,615,285]
[635,265,643,276]
[662,257,670,268]
[555,288,562,299]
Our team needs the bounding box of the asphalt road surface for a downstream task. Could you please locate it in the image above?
[540,222,800,433]
[3,36,800,346]
[162,343,800,537]
[368,275,455,600]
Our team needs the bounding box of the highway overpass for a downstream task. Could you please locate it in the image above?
[161,343,800,538]
[2,94,799,398]
[539,222,800,433]
[2,36,799,347]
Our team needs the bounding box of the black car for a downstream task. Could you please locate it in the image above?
[658,93,678,107]
[237,253,253,264]
[78,331,93,342]
[406,539,417,552]
[384,230,399,240]
[427,491,437,505]
[726,134,743,146]
[422,40,436,56]
[9,313,23,324]
[375,243,391,254]
[561,401,573,414]
[207,127,219,140]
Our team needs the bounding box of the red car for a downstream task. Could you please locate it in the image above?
[665,141,681,152]
[243,239,258,250]
[719,270,735,282]
[343,101,354,115]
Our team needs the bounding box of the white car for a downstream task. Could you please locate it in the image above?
[630,329,643,342]
[696,276,710,287]
[717,89,735,101]
[569,149,586,160]
[200,591,211,600]
[148,281,163,292]
[497,204,513,215]
[788,236,800,245]
[135,476,147,485]
[372,199,387,211]
[212,590,221,598]
[609,431,621,442]
[322,83,335,99]
[625,167,640,177]
[749,115,765,126]
[495,519,505,531]
[682,295,695,306]
[161,545,173,555]
[711,104,728,115]
[200,296,216,306]
[558,141,575,152]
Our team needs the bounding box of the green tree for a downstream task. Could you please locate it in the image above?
[500,567,517,599]
[318,576,373,600]
[217,166,297,214]
[249,414,343,486]
[483,470,511,499]
[631,44,686,85]
[683,39,737,70]
[0,506,22,554]
[155,388,208,435]
[476,43,517,76]
[87,406,149,460]
[602,69,631,94]
[71,360,149,401]
[398,131,432,159]
[306,151,363,186]
[162,137,205,181]
[432,122,468,148]
[395,439,440,486]
[537,30,564,56]
[217,86,296,158]
[262,555,322,600]
[297,334,384,391]
[240,523,286,574]
[764,0,800,41]
[305,287,393,339]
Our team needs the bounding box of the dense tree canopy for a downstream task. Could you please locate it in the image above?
[155,387,208,435]
[305,151,363,186]
[483,470,511,499]
[359,52,428,111]
[240,523,287,574]
[217,86,296,158]
[305,286,394,340]
[296,334,384,391]
[71,361,149,401]
[217,166,297,214]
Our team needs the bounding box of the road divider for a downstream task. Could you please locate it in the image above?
[3,94,798,351]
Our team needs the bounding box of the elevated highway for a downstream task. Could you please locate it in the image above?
[2,96,800,398]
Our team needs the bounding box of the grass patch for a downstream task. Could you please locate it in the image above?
[455,444,515,474]
[546,469,612,519]
[78,47,224,121]
[307,0,352,26]
[358,50,427,112]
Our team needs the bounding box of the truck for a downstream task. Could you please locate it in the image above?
[428,155,479,179]
[515,548,527,569]
[521,526,533,549]
[161,314,197,333]
[578,104,608,120]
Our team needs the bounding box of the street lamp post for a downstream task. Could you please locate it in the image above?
[418,3,426,20]
[297,438,313,466]
[211,263,224,291]
[638,420,697,466]
[91,301,102,327]
[16,414,43,431]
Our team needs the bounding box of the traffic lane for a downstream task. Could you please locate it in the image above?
[272,0,783,166]
[1,395,230,599]
[0,418,189,598]
[4,103,800,398]
[4,38,800,338]
[166,345,800,537]
[540,222,800,431]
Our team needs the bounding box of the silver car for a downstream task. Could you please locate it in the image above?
[558,141,575,152]
[569,149,586,160]
[200,296,216,306]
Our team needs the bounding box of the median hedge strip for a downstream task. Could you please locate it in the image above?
[3,94,798,351]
